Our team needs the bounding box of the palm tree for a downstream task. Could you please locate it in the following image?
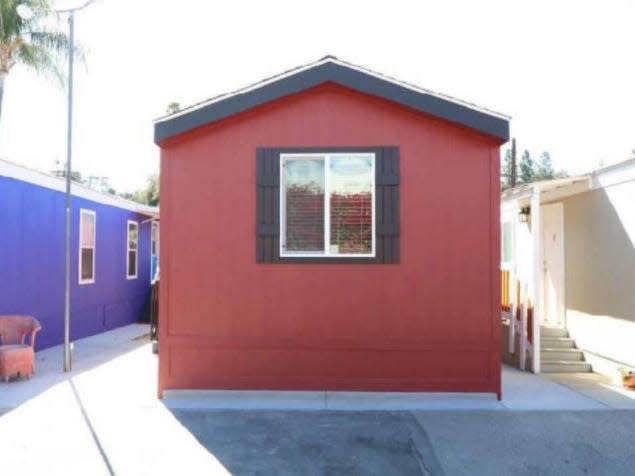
[0,0,71,121]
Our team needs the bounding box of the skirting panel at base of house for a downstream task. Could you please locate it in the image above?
[161,344,498,394]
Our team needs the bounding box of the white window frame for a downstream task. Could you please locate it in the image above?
[501,218,515,271]
[280,152,376,258]
[78,209,96,285]
[150,221,159,281]
[151,221,159,257]
[127,220,139,280]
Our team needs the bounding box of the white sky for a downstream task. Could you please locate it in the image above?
[1,0,633,192]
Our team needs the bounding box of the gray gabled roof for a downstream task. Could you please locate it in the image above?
[154,56,510,144]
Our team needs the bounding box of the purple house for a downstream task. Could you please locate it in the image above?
[0,158,159,350]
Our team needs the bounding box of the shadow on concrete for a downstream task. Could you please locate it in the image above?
[166,407,635,476]
[168,409,444,476]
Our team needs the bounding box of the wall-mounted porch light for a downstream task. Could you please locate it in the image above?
[519,206,531,223]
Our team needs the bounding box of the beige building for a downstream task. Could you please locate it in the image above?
[501,158,635,379]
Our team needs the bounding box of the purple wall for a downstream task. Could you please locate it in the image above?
[0,176,153,350]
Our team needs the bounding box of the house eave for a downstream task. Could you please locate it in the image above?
[0,157,159,217]
[501,176,592,206]
[154,58,510,144]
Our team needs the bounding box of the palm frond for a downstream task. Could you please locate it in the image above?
[0,0,80,80]
[1,1,50,41]
[15,41,63,82]
[29,30,68,53]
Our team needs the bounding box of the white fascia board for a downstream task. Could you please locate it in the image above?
[592,159,635,190]
[502,159,634,203]
[501,187,534,203]
[0,158,159,217]
[540,178,591,203]
[501,176,592,205]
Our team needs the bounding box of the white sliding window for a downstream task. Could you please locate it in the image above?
[79,209,96,284]
[127,220,138,279]
[280,153,375,257]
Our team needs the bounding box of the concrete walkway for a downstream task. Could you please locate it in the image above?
[165,366,635,411]
[0,325,229,475]
[0,324,151,411]
[2,324,635,475]
[544,372,635,409]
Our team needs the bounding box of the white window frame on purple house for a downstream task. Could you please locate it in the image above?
[127,220,139,280]
[150,220,159,282]
[78,209,96,285]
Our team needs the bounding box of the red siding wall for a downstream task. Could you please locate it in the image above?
[158,83,502,396]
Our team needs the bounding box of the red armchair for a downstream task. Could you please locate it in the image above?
[0,315,42,382]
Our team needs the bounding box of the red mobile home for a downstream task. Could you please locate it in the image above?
[154,57,509,398]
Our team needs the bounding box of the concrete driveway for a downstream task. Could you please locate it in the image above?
[1,324,635,475]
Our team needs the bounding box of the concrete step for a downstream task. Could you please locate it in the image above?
[541,348,585,361]
[541,337,576,348]
[540,326,568,338]
[541,360,592,373]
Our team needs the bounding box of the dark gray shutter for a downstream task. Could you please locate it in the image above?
[256,146,399,264]
[375,147,400,264]
[256,148,280,263]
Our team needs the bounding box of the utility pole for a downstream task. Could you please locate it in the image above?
[18,0,96,375]
[510,138,517,188]
[63,10,75,373]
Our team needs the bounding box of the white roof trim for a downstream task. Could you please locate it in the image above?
[500,176,590,202]
[0,158,159,217]
[501,158,635,206]
[154,56,510,125]
[592,158,635,190]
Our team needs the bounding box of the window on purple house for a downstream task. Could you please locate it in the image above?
[79,209,96,284]
[127,221,138,279]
